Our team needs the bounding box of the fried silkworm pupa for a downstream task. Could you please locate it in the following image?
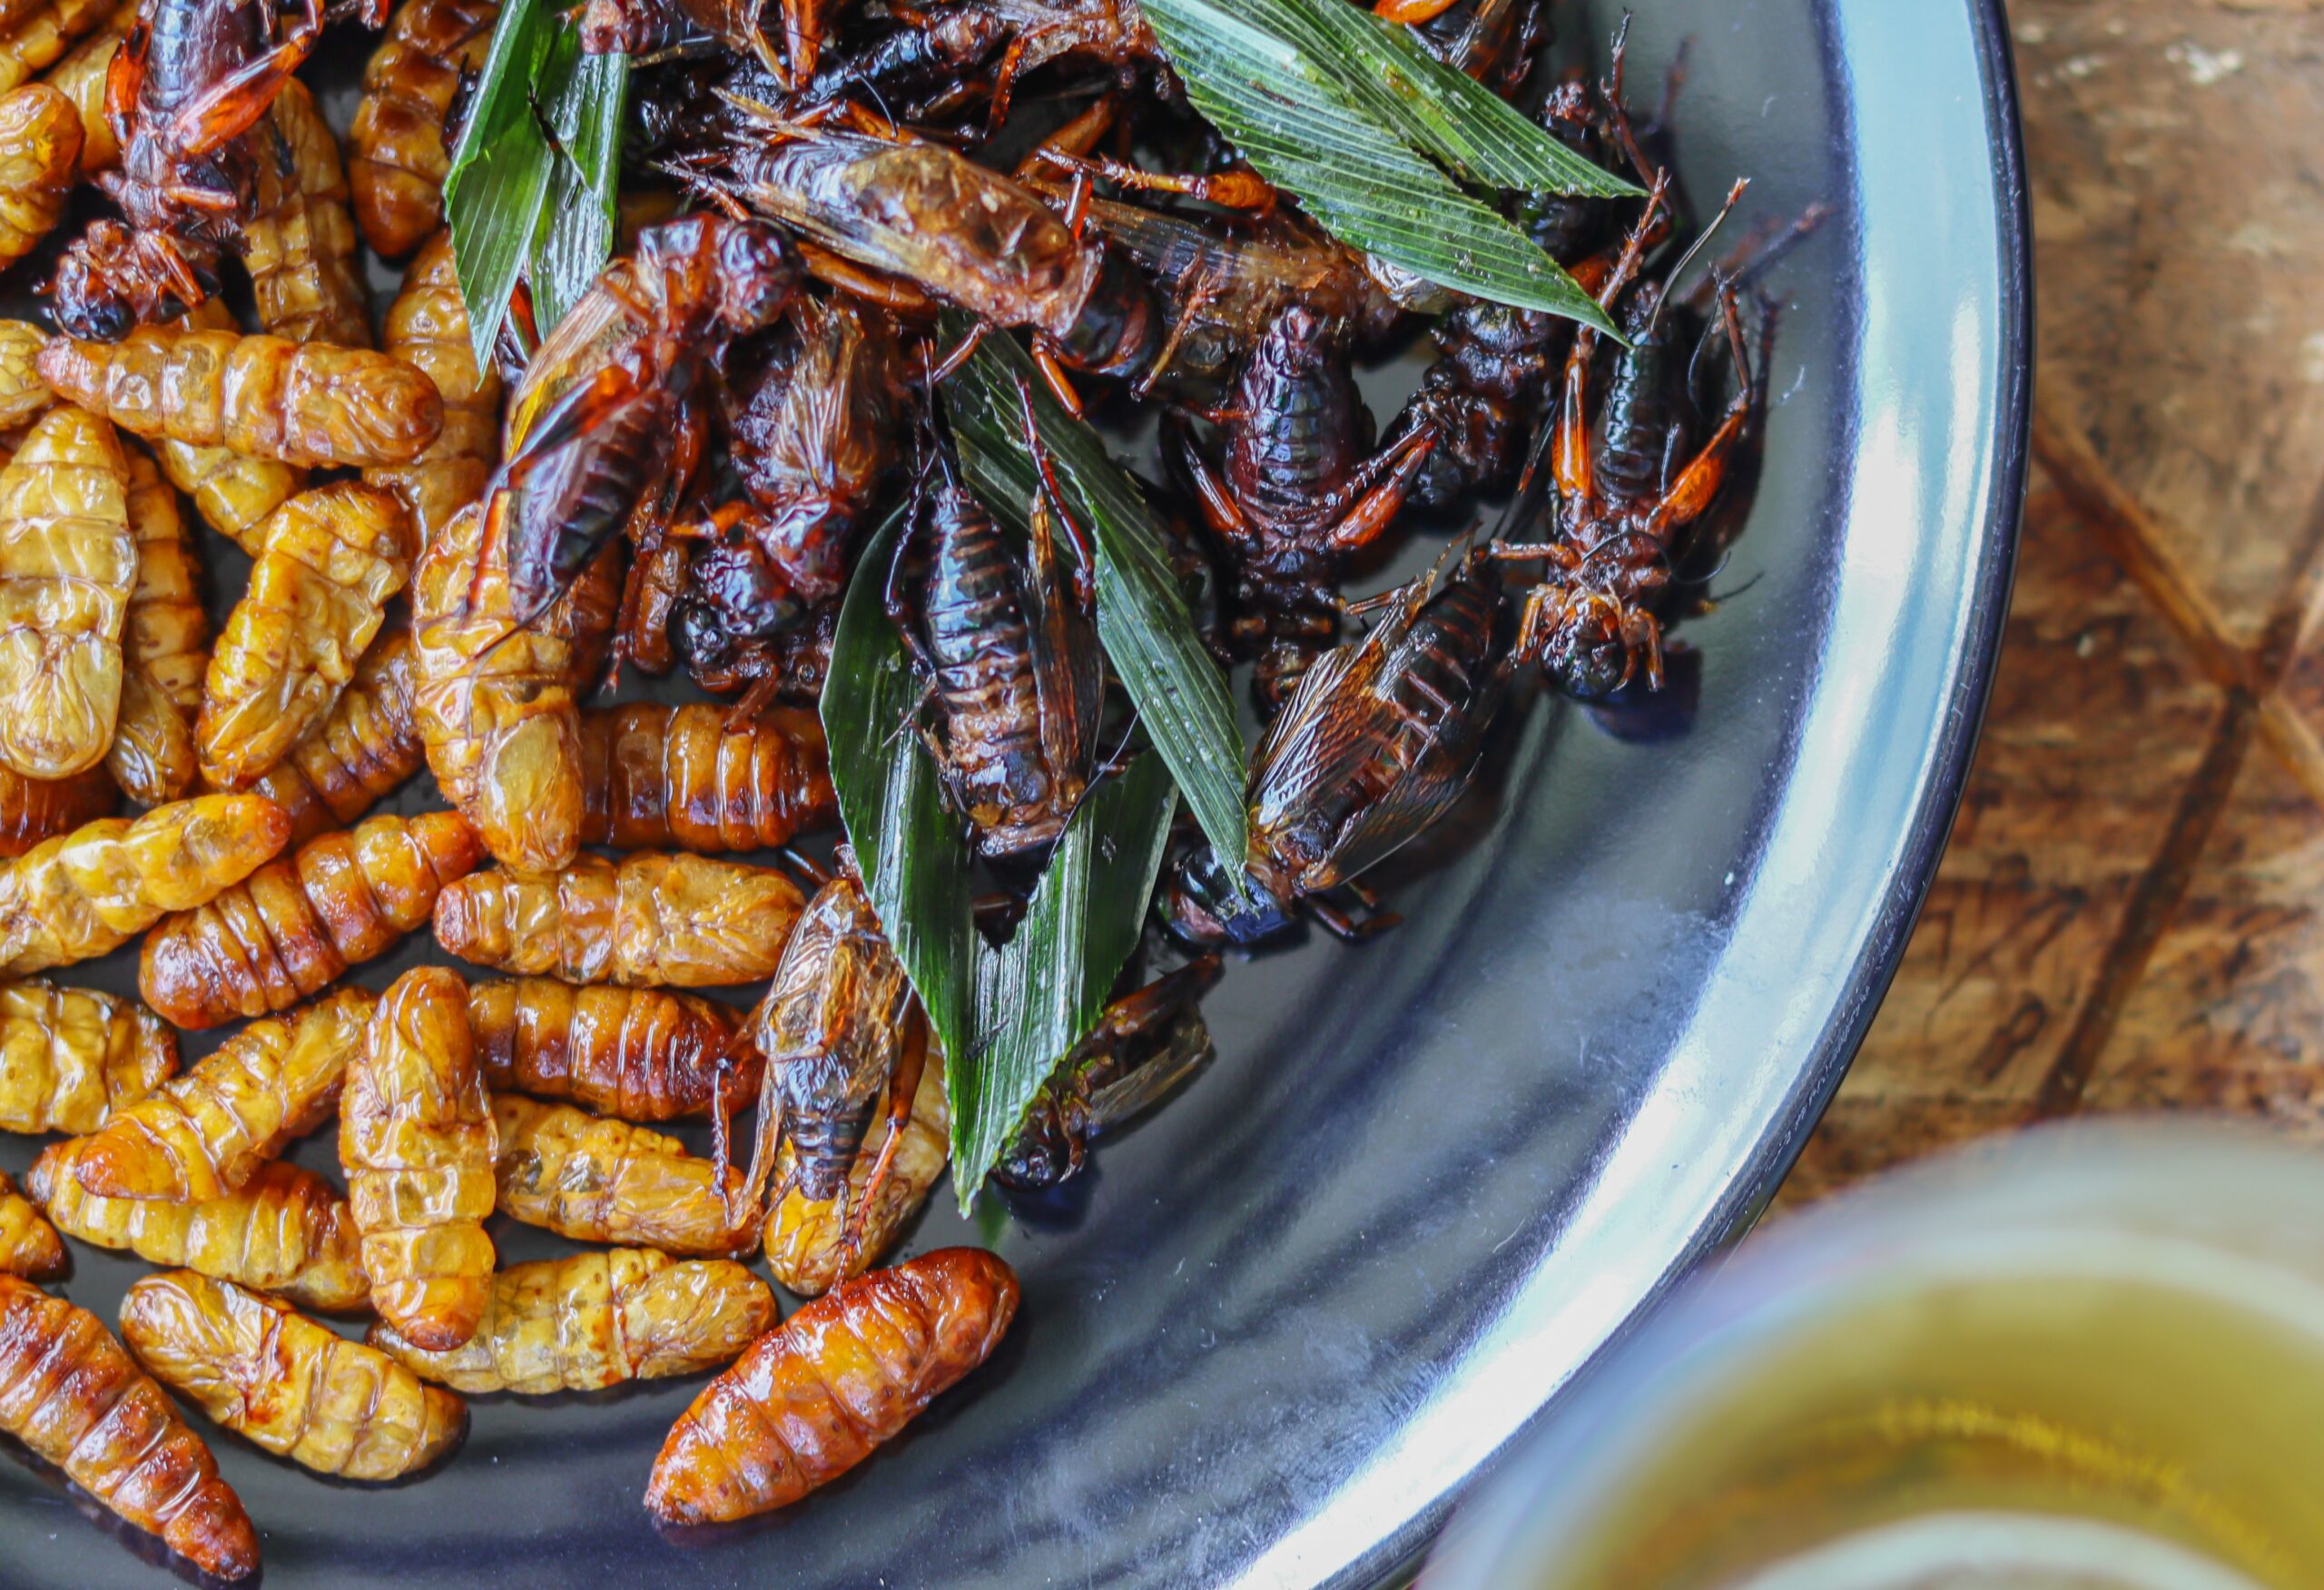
[367,230,498,546]
[646,1248,1020,1523]
[349,0,497,257]
[37,11,123,173]
[143,811,484,1029]
[0,761,112,856]
[199,481,413,789]
[29,1146,367,1310]
[492,1093,753,1257]
[248,627,424,848]
[468,978,755,1121]
[0,1275,258,1578]
[765,1032,947,1297]
[369,1249,773,1395]
[107,446,207,805]
[577,702,834,853]
[36,325,445,468]
[0,0,121,96]
[244,79,369,349]
[153,303,309,553]
[69,986,377,1202]
[0,978,172,1133]
[0,317,53,429]
[0,82,74,266]
[0,1169,62,1276]
[344,968,495,1350]
[0,403,132,780]
[435,853,806,988]
[411,497,617,874]
[123,1271,466,1480]
[0,794,291,975]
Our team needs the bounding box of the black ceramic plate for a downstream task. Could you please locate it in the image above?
[0,0,2028,1584]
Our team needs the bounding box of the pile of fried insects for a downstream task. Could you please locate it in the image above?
[0,0,1777,1571]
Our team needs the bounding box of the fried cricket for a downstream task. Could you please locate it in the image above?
[343,967,496,1350]
[0,794,290,974]
[0,978,173,1133]
[492,1092,755,1256]
[468,978,755,1121]
[107,446,207,805]
[29,1146,368,1310]
[142,810,485,1029]
[435,852,806,987]
[369,1249,773,1394]
[0,1169,62,1276]
[0,403,132,780]
[0,82,76,266]
[368,231,498,545]
[37,324,445,468]
[69,985,376,1202]
[0,1275,258,1579]
[645,1248,1020,1523]
[246,627,424,846]
[349,0,497,257]
[123,1271,466,1480]
[198,481,412,789]
[764,1036,946,1296]
[577,702,833,853]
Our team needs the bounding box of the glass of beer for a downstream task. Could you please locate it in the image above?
[1425,1122,2324,1590]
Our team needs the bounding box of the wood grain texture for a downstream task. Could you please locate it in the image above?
[1783,0,2324,1204]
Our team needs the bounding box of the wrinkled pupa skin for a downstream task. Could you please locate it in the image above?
[243,79,370,349]
[0,82,76,266]
[577,702,834,853]
[491,1092,754,1257]
[0,0,123,96]
[349,0,498,257]
[343,967,496,1351]
[37,11,125,173]
[0,760,112,856]
[0,794,291,975]
[30,1145,369,1310]
[143,810,484,1029]
[468,978,754,1121]
[369,1249,774,1394]
[0,977,173,1133]
[0,1273,259,1579]
[368,230,497,545]
[248,627,425,847]
[107,446,207,805]
[0,1169,63,1276]
[198,480,413,790]
[154,302,309,555]
[0,403,131,780]
[123,1271,467,1481]
[0,316,53,430]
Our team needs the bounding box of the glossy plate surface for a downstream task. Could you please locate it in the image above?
[0,0,2028,1585]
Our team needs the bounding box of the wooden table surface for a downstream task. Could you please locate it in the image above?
[1779,0,2324,1204]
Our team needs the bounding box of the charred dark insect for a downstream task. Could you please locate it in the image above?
[1391,0,1550,98]
[786,7,1010,120]
[675,588,837,716]
[996,954,1221,1190]
[1167,302,1435,711]
[1488,182,1754,697]
[889,389,1103,860]
[1384,300,1567,518]
[494,212,801,618]
[52,0,333,339]
[1168,549,1506,946]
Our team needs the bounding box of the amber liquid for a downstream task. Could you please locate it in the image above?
[1543,1248,2324,1590]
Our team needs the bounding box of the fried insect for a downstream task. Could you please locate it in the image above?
[0,978,172,1133]
[0,316,54,428]
[369,1249,774,1394]
[39,13,126,173]
[0,83,77,266]
[0,762,112,856]
[243,78,369,348]
[763,1030,944,1296]
[37,324,445,467]
[343,968,495,1351]
[410,495,619,874]
[469,978,754,1121]
[248,627,424,847]
[122,1272,466,1480]
[492,1092,755,1256]
[29,1148,367,1310]
[142,811,485,1029]
[151,303,309,549]
[368,230,498,545]
[1384,301,1565,517]
[645,1247,1020,1523]
[0,1170,63,1276]
[197,480,413,789]
[349,0,497,257]
[0,403,132,779]
[996,956,1219,1189]
[106,446,207,805]
[435,852,807,988]
[577,701,833,853]
[68,985,375,1202]
[0,0,121,102]
[0,1275,257,1580]
[1169,554,1504,945]
[0,793,290,974]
